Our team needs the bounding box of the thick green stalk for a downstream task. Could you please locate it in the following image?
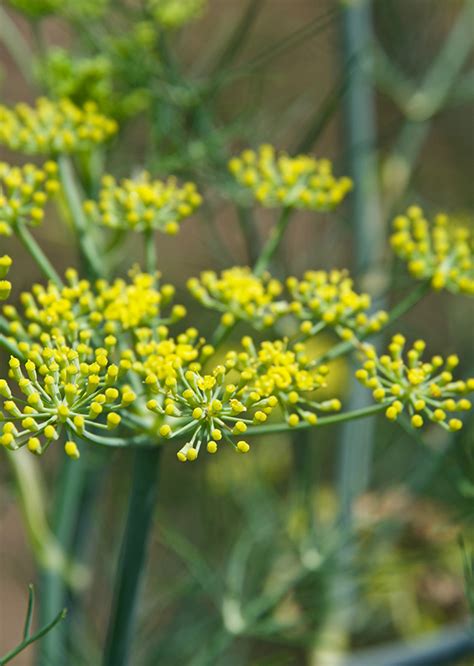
[58,155,103,279]
[254,207,292,277]
[37,456,87,665]
[103,447,162,666]
[15,223,63,287]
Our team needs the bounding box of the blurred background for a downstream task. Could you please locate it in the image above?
[0,0,473,664]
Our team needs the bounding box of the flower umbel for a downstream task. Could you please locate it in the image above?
[0,337,132,457]
[229,145,352,211]
[187,266,286,329]
[390,207,474,295]
[83,172,202,235]
[0,161,59,236]
[356,335,474,431]
[2,267,185,346]
[0,98,117,155]
[287,270,388,340]
[226,337,341,428]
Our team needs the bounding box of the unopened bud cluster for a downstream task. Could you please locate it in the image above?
[229,145,352,211]
[356,335,474,432]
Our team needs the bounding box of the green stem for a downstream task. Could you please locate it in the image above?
[0,6,35,85]
[37,456,87,665]
[254,207,292,277]
[58,155,103,279]
[144,229,157,274]
[211,323,234,349]
[15,223,63,287]
[316,280,430,364]
[245,403,385,436]
[103,447,162,666]
[0,608,67,666]
[0,333,21,357]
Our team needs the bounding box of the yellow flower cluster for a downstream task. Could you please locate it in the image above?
[0,256,12,301]
[287,270,388,340]
[83,173,202,235]
[133,327,212,387]
[2,268,186,345]
[149,0,207,28]
[187,266,286,329]
[0,98,117,155]
[390,207,474,295]
[140,334,340,461]
[0,337,132,458]
[0,161,59,236]
[356,335,474,431]
[228,145,352,211]
[227,337,341,427]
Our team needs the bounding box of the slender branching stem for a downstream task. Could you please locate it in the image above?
[144,229,157,274]
[15,223,63,287]
[58,155,103,279]
[254,207,292,277]
[245,403,385,436]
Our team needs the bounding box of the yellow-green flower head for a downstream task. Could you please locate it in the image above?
[390,207,474,295]
[0,161,59,236]
[187,266,286,329]
[356,334,474,432]
[0,337,132,458]
[149,0,207,28]
[0,255,13,301]
[143,347,277,462]
[0,98,118,156]
[225,337,341,428]
[133,326,207,384]
[228,145,352,211]
[1,267,185,345]
[287,269,388,340]
[83,173,202,235]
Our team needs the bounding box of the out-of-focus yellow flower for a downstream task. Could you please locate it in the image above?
[0,98,117,155]
[229,145,352,211]
[149,0,207,28]
[356,334,474,431]
[0,337,131,458]
[0,161,59,236]
[187,266,286,329]
[83,173,202,235]
[287,269,388,341]
[0,256,13,301]
[390,206,474,295]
